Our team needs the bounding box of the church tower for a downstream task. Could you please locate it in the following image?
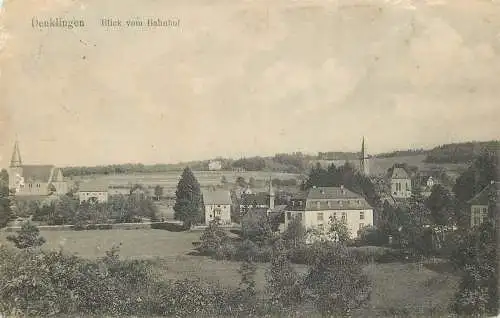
[9,139,24,191]
[269,176,275,210]
[360,137,369,176]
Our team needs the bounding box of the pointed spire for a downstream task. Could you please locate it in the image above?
[10,139,22,167]
[361,136,365,159]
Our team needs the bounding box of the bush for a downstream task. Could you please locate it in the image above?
[97,224,113,230]
[150,222,186,232]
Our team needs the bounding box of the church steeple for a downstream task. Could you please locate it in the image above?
[269,176,275,210]
[10,139,22,167]
[360,137,369,176]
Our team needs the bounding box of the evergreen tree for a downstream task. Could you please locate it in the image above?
[173,167,202,228]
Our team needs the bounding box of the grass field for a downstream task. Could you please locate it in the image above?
[0,229,460,316]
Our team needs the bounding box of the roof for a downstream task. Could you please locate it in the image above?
[468,181,499,206]
[78,181,109,192]
[390,167,410,179]
[21,165,55,183]
[289,186,372,211]
[240,192,269,206]
[202,190,232,205]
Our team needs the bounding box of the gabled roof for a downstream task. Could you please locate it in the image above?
[289,186,372,211]
[21,165,55,183]
[78,181,109,192]
[240,192,269,206]
[390,167,410,179]
[306,186,362,200]
[468,181,499,206]
[202,190,232,205]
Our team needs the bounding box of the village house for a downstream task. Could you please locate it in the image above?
[284,186,373,239]
[389,165,412,199]
[208,160,222,171]
[77,181,109,203]
[8,140,68,199]
[468,181,499,227]
[202,189,233,225]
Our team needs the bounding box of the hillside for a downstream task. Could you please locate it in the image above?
[424,140,499,164]
[61,140,497,177]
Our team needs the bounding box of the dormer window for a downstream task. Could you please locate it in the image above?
[316,201,321,209]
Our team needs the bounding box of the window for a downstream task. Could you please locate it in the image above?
[317,212,324,221]
[296,213,303,221]
[360,211,365,220]
[357,200,360,204]
[36,184,40,188]
[287,212,291,220]
[28,183,32,188]
[359,223,364,229]
[316,201,321,209]
[327,201,331,208]
[339,200,343,206]
[473,208,481,226]
[318,224,324,231]
[342,212,346,221]
[405,182,409,190]
[298,201,302,206]
[346,200,350,204]
[333,213,337,220]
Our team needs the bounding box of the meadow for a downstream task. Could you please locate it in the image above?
[0,229,460,316]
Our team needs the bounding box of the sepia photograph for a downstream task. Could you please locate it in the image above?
[0,0,499,316]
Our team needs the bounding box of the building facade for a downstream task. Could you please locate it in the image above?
[284,186,373,239]
[389,166,412,199]
[77,182,109,203]
[202,189,232,225]
[468,181,498,227]
[8,140,68,198]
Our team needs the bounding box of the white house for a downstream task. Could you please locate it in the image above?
[202,189,232,225]
[389,166,412,199]
[208,160,222,171]
[77,182,109,203]
[284,186,373,240]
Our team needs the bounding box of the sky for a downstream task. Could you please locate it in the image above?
[0,0,499,167]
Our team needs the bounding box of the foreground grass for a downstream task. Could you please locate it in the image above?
[0,229,460,316]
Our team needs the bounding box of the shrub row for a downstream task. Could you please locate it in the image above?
[0,246,270,317]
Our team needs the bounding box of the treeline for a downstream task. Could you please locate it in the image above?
[12,194,158,226]
[317,151,359,160]
[424,140,499,164]
[375,148,426,158]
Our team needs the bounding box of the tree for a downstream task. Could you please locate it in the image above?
[7,221,46,249]
[282,216,306,248]
[52,195,79,225]
[236,176,246,188]
[426,184,455,250]
[241,210,273,246]
[453,220,498,316]
[154,185,163,201]
[173,167,202,228]
[220,176,227,185]
[266,238,304,311]
[234,239,258,314]
[304,242,371,315]
[329,216,350,243]
[199,218,228,254]
[0,183,12,228]
[0,169,9,186]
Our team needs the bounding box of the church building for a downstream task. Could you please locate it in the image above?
[8,140,68,198]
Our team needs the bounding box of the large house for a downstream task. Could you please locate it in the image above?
[202,189,233,225]
[8,140,68,199]
[284,186,373,239]
[78,181,109,203]
[389,165,412,199]
[468,181,499,227]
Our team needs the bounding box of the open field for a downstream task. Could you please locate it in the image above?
[0,229,460,316]
[70,170,303,188]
